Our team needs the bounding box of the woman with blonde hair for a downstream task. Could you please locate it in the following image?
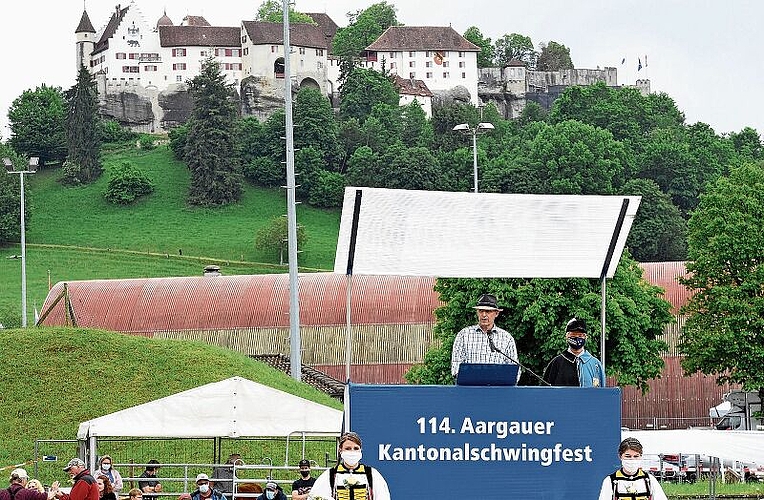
[26,479,46,493]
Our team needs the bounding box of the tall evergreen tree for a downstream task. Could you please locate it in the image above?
[185,58,243,206]
[63,66,102,185]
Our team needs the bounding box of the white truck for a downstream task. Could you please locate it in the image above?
[710,390,762,431]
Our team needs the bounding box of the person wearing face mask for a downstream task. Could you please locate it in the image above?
[190,474,228,500]
[93,456,123,495]
[54,458,99,500]
[542,317,605,387]
[255,482,286,500]
[598,438,668,500]
[309,431,391,500]
[290,459,315,500]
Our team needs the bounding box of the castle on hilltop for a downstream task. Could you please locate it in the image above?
[75,1,648,132]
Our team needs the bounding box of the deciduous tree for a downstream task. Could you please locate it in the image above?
[254,215,307,265]
[8,85,67,165]
[680,163,764,396]
[494,33,536,68]
[463,26,493,67]
[406,254,672,392]
[255,0,317,24]
[536,41,573,71]
[339,68,399,123]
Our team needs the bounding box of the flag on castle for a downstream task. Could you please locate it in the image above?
[621,57,626,65]
[638,57,643,71]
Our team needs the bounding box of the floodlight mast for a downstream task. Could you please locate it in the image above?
[452,122,494,192]
[2,156,38,327]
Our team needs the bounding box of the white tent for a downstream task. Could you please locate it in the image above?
[77,376,343,440]
[623,430,764,464]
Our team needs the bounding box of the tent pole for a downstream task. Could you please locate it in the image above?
[345,274,353,382]
[88,435,97,470]
[600,277,606,387]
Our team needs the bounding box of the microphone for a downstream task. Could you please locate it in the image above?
[486,330,550,386]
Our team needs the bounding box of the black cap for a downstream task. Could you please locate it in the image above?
[566,318,587,333]
[298,459,310,467]
[474,294,502,311]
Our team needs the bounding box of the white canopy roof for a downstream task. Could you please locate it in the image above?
[77,377,343,439]
[624,430,764,463]
[334,188,640,278]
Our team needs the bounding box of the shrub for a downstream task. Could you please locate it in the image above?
[138,134,156,150]
[99,120,138,143]
[168,125,188,160]
[103,161,155,204]
[308,170,346,207]
[59,160,83,186]
[243,157,283,187]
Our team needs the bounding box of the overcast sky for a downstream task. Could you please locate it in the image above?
[1,0,762,140]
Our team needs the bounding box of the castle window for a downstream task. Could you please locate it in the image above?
[409,51,415,57]
[409,61,415,67]
[244,47,248,55]
[443,61,449,68]
[443,72,449,78]
[172,48,187,57]
[458,51,465,57]
[116,53,126,59]
[461,72,466,78]
[426,72,432,78]
[173,63,187,70]
[459,61,465,68]
[409,72,416,79]
[316,48,324,56]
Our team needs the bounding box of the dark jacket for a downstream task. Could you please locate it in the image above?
[190,489,227,500]
[1,484,49,500]
[60,470,100,500]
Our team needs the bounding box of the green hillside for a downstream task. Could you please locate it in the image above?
[0,328,342,469]
[0,145,340,325]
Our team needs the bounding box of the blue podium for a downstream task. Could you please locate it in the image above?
[347,384,621,499]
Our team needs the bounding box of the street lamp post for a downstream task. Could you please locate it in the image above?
[3,156,38,327]
[452,122,494,193]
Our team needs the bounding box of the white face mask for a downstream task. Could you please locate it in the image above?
[198,484,210,494]
[266,492,275,500]
[102,464,111,471]
[341,450,362,466]
[621,458,642,474]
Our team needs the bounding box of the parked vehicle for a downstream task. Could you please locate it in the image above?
[710,391,762,431]
[643,454,685,482]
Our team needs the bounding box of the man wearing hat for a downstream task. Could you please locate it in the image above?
[1,468,59,500]
[54,459,99,500]
[543,317,605,387]
[290,459,315,500]
[450,294,520,380]
[256,482,286,500]
[189,474,227,500]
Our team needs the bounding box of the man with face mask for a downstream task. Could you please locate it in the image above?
[255,482,285,500]
[54,459,99,500]
[290,460,315,500]
[309,432,391,500]
[542,318,605,387]
[190,474,227,500]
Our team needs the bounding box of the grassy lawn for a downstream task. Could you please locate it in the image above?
[0,328,342,486]
[24,145,340,268]
[663,479,764,497]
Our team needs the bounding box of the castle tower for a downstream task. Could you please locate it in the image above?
[75,7,96,71]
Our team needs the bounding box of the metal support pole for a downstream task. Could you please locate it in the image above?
[472,130,478,193]
[282,0,301,381]
[20,171,28,327]
[600,276,606,386]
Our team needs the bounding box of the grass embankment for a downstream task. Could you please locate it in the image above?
[0,145,340,324]
[0,328,342,485]
[663,479,764,498]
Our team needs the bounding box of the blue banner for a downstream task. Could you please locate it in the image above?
[348,384,621,499]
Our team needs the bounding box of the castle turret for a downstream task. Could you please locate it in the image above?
[75,8,96,71]
[156,9,173,29]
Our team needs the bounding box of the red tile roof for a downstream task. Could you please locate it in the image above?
[242,21,329,49]
[158,25,241,48]
[76,9,96,33]
[393,75,433,97]
[366,26,480,52]
[181,15,211,27]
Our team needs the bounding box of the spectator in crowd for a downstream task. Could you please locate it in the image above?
[310,432,391,500]
[189,474,226,500]
[26,479,45,493]
[2,468,58,500]
[93,456,123,495]
[255,482,285,500]
[55,458,98,500]
[290,460,314,500]
[543,318,605,387]
[138,460,162,500]
[598,437,668,500]
[96,476,117,500]
[127,489,143,500]
[211,454,242,495]
[450,294,520,381]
